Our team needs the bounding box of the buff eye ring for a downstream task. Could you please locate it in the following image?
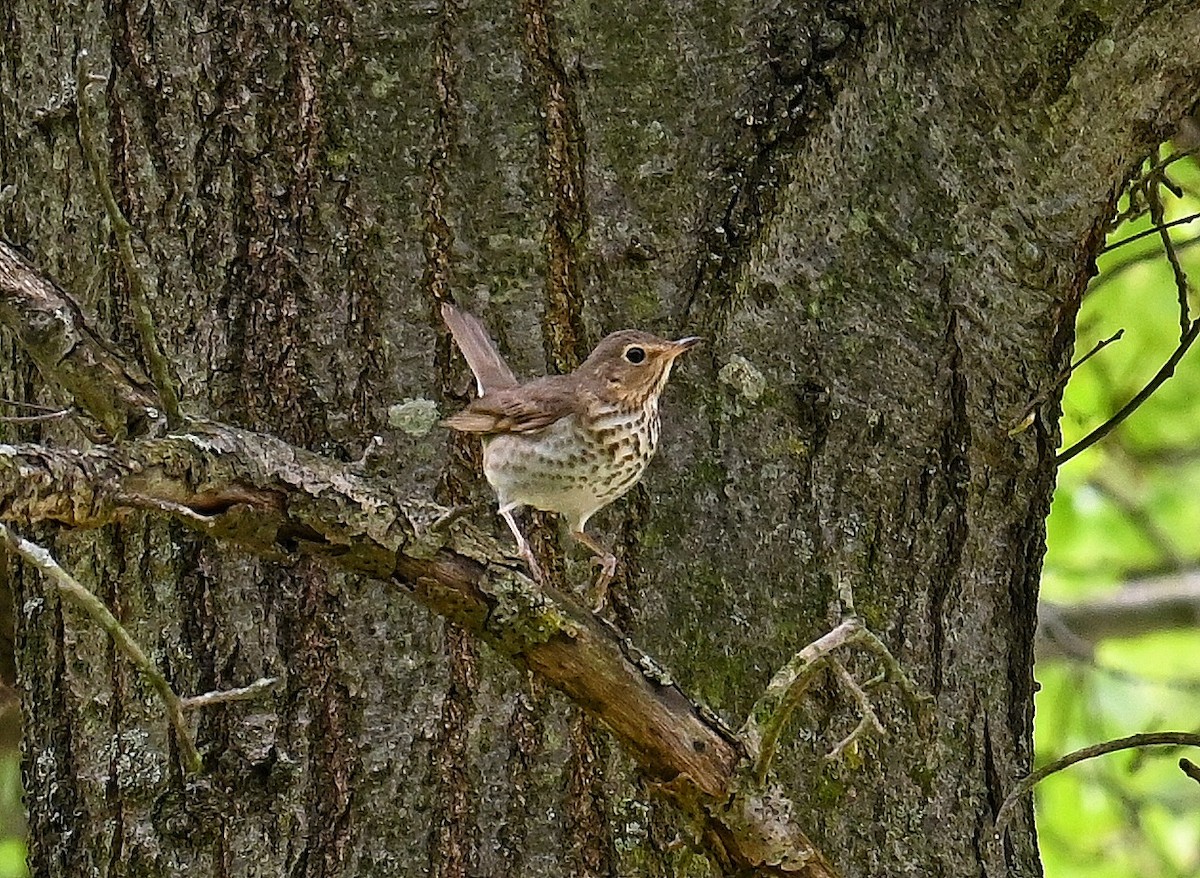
[624,346,646,364]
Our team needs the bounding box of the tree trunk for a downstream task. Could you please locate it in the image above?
[1,1,1198,876]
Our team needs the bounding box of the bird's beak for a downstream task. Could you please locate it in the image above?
[669,337,702,357]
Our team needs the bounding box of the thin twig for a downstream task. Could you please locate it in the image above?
[1099,211,1200,254]
[1145,171,1192,337]
[742,617,930,781]
[181,677,280,710]
[75,55,182,427]
[1090,234,1200,294]
[114,493,217,530]
[0,398,68,413]
[1070,330,1125,373]
[1007,330,1124,437]
[1058,318,1200,464]
[0,408,74,424]
[993,730,1200,837]
[1180,757,1200,785]
[823,658,885,762]
[743,618,861,783]
[0,523,203,774]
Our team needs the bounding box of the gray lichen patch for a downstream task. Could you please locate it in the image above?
[718,354,766,402]
[388,398,440,436]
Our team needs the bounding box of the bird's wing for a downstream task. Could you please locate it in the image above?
[442,378,578,434]
[441,302,518,393]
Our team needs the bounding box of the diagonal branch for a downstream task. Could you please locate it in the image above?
[0,241,160,439]
[993,731,1200,839]
[0,522,203,774]
[0,239,838,877]
[1057,317,1200,464]
[75,60,183,426]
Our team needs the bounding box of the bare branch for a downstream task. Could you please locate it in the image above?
[993,731,1200,839]
[1099,210,1200,254]
[1180,757,1200,785]
[1143,155,1193,336]
[181,677,281,711]
[0,242,160,439]
[1007,330,1123,437]
[0,523,203,774]
[1037,572,1200,659]
[0,407,73,424]
[75,56,183,426]
[0,430,837,875]
[742,618,929,783]
[823,659,884,763]
[1057,317,1200,464]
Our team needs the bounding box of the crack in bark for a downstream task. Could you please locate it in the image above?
[422,5,484,874]
[521,0,589,373]
[515,14,621,867]
[683,4,863,341]
[567,711,616,878]
[500,679,546,878]
[928,305,971,696]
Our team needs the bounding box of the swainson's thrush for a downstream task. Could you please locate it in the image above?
[441,303,699,596]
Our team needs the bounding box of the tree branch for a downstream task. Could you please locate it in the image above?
[1057,317,1200,464]
[0,239,839,876]
[1037,572,1200,659]
[0,241,160,439]
[0,523,203,774]
[75,59,183,427]
[741,618,930,784]
[993,731,1200,839]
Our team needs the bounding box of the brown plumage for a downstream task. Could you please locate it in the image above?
[440,302,699,602]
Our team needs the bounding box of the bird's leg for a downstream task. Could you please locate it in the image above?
[570,529,617,612]
[499,507,544,582]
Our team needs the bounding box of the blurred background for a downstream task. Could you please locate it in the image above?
[1038,134,1200,878]
[0,140,1197,877]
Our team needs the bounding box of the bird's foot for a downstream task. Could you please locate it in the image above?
[518,544,546,583]
[588,553,617,613]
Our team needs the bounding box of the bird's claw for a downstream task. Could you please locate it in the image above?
[589,553,617,613]
[519,546,546,584]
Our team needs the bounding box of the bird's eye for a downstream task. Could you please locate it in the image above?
[624,346,646,364]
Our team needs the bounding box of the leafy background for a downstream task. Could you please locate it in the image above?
[1038,145,1200,878]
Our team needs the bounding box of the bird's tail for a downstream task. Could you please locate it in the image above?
[440,302,518,394]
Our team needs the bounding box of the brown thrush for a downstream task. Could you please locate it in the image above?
[440,302,699,598]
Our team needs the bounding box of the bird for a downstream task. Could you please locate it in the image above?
[440,302,699,602]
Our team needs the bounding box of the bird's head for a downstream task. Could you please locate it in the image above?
[579,329,701,407]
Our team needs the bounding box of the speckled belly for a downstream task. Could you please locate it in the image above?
[482,408,659,529]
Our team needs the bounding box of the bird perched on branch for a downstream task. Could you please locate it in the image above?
[440,302,699,606]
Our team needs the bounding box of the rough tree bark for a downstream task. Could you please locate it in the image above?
[1,2,1198,877]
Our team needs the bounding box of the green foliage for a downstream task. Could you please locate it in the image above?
[1039,148,1200,878]
[0,756,22,878]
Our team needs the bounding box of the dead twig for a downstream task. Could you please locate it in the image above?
[993,730,1200,838]
[742,617,930,782]
[1008,330,1123,437]
[1058,318,1200,464]
[75,53,182,427]
[1144,153,1193,337]
[181,677,280,711]
[0,407,74,424]
[114,492,218,530]
[0,523,203,774]
[823,658,884,762]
